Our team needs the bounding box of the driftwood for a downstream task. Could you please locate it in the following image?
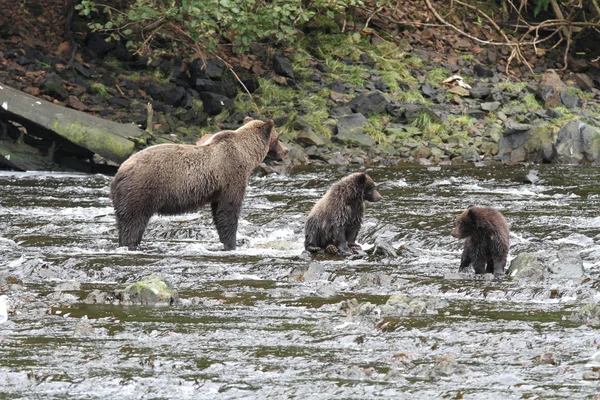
[0,82,148,171]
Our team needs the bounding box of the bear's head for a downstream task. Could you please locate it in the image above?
[357,173,382,202]
[451,205,476,238]
[243,116,289,160]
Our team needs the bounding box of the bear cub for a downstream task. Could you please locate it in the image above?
[110,118,288,250]
[305,173,382,256]
[451,205,509,277]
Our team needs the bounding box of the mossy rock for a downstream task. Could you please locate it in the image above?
[123,275,179,305]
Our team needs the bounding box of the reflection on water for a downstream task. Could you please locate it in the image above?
[0,165,599,399]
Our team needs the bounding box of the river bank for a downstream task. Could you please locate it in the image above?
[2,1,600,172]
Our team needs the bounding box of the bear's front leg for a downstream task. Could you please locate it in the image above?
[458,250,472,273]
[211,193,243,250]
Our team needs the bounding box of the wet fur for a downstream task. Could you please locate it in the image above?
[451,205,510,276]
[304,173,381,256]
[110,119,281,250]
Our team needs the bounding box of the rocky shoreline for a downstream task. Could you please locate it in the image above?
[2,7,600,173]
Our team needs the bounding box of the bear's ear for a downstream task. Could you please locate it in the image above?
[467,204,475,209]
[243,116,254,124]
[262,120,274,138]
[356,173,367,186]
[467,208,477,222]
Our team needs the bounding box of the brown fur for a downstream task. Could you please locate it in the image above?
[451,205,510,277]
[196,116,288,160]
[110,119,285,250]
[305,173,382,256]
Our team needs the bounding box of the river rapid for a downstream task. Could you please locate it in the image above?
[0,164,599,399]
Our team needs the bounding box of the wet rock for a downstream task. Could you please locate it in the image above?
[334,113,375,147]
[538,69,568,108]
[347,91,389,117]
[73,316,96,337]
[555,119,600,164]
[508,249,584,281]
[380,293,448,316]
[341,298,378,317]
[84,289,113,304]
[409,353,468,381]
[366,238,398,258]
[535,352,558,365]
[568,303,600,326]
[122,275,179,305]
[273,55,295,82]
[289,262,325,282]
[326,365,378,381]
[72,61,93,78]
[55,281,81,291]
[359,272,393,287]
[523,169,541,184]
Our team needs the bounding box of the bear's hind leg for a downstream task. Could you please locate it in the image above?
[117,213,152,250]
[211,195,243,250]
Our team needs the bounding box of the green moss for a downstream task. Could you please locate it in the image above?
[523,93,541,110]
[365,114,389,142]
[301,110,335,138]
[398,89,426,104]
[409,110,448,138]
[424,68,448,87]
[458,54,474,61]
[496,80,527,94]
[325,58,368,87]
[90,82,111,96]
[448,114,474,128]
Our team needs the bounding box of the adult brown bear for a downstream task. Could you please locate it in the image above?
[110,119,288,250]
[304,173,382,256]
[451,205,510,278]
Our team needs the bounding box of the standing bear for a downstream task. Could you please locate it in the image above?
[110,119,288,250]
[304,173,382,256]
[451,205,510,277]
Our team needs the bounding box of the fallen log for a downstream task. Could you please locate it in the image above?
[0,81,149,171]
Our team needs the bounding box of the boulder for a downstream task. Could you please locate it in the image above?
[537,69,568,108]
[334,113,375,147]
[122,275,179,305]
[346,91,389,117]
[507,248,584,282]
[555,119,600,164]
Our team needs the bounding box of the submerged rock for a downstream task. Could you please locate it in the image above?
[569,303,600,326]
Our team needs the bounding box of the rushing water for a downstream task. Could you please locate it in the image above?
[0,165,599,399]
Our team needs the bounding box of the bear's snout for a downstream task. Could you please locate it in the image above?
[269,141,289,160]
[451,227,459,238]
[372,191,382,202]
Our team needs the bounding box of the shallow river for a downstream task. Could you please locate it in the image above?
[0,164,599,399]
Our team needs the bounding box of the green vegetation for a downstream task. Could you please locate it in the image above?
[522,93,541,110]
[496,80,528,93]
[425,68,448,86]
[409,110,447,138]
[90,82,111,96]
[448,114,474,128]
[365,114,389,142]
[76,0,367,54]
